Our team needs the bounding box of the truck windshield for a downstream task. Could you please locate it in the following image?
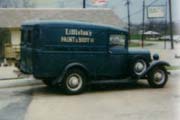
[109,34,126,47]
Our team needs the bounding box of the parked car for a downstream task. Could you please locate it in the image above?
[18,20,170,94]
[160,35,180,43]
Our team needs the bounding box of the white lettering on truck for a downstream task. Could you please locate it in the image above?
[61,28,94,43]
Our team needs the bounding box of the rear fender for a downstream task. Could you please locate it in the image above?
[53,63,89,85]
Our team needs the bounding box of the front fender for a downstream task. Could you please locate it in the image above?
[141,61,170,77]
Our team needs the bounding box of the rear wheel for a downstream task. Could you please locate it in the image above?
[62,69,86,95]
[147,67,168,88]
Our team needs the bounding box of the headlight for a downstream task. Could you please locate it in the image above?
[153,54,159,60]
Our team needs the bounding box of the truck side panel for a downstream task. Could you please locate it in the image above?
[32,25,108,79]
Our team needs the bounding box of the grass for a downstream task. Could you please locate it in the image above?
[166,66,180,70]
[130,34,163,42]
[131,34,141,39]
[129,41,154,47]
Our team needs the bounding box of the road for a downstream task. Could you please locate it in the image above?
[0,86,32,120]
[24,70,180,120]
[0,79,41,120]
[0,70,179,120]
[131,41,180,67]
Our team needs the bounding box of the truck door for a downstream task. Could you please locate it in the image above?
[107,33,128,78]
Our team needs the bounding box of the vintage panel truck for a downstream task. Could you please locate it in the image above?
[18,20,170,94]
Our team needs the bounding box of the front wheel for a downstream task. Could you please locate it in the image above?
[62,69,86,95]
[147,67,168,88]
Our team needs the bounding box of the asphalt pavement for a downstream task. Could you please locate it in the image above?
[0,87,32,120]
[0,70,179,120]
[24,70,180,120]
[0,78,42,120]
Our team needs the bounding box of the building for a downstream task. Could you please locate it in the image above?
[143,31,160,40]
[0,8,125,59]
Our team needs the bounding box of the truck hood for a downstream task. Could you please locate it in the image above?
[128,48,151,55]
[128,48,152,62]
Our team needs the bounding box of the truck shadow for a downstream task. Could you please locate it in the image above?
[32,81,150,95]
[87,81,150,93]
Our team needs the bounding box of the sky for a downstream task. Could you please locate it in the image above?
[31,0,179,24]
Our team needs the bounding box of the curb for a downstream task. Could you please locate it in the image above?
[0,78,43,89]
[0,77,25,81]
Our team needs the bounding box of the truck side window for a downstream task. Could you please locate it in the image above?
[109,34,125,47]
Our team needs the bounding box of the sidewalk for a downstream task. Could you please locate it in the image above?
[0,66,42,88]
[132,40,180,66]
[148,43,180,67]
[0,65,20,80]
[149,48,180,67]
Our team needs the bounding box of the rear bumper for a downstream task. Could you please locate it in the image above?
[15,60,20,69]
[13,68,30,78]
[18,60,32,74]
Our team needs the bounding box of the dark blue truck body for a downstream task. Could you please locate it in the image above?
[19,20,169,94]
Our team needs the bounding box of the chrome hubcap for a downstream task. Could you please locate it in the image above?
[66,73,82,91]
[69,76,79,88]
[153,70,165,85]
[134,60,147,75]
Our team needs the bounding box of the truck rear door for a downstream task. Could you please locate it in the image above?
[20,27,33,74]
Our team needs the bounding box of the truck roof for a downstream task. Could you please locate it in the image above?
[22,20,127,33]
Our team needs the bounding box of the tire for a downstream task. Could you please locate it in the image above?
[42,79,54,87]
[131,59,147,78]
[147,66,168,88]
[62,69,86,95]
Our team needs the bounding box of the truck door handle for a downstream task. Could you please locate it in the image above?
[108,50,112,54]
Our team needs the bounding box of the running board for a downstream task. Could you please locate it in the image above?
[90,77,138,85]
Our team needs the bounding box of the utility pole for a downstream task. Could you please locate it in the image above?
[168,0,174,49]
[141,0,145,48]
[83,0,86,8]
[126,0,131,41]
[164,0,168,49]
